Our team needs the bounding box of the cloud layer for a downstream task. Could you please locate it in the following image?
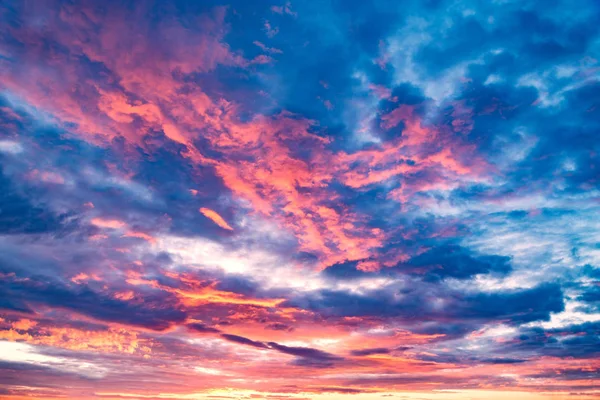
[0,0,599,399]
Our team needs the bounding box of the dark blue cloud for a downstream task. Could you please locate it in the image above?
[0,273,186,330]
[220,333,270,349]
[267,341,342,361]
[324,243,512,282]
[285,282,564,335]
[0,167,72,235]
[402,244,512,281]
[218,331,344,367]
[350,347,391,356]
[499,321,600,359]
[458,283,564,323]
[187,323,221,334]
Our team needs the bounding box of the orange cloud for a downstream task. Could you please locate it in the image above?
[123,231,156,243]
[0,1,490,273]
[1,320,152,355]
[199,208,234,231]
[91,218,127,229]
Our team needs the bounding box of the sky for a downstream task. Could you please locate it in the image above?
[0,0,599,399]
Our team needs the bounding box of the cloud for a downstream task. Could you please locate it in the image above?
[187,323,221,334]
[0,140,23,154]
[350,347,391,356]
[266,341,342,361]
[219,333,344,367]
[284,282,564,333]
[0,273,186,331]
[0,167,72,235]
[199,208,234,231]
[220,334,270,349]
[402,244,512,281]
[0,0,599,397]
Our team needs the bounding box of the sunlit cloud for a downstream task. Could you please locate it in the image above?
[0,0,598,398]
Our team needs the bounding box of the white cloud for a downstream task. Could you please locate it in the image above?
[154,234,325,292]
[0,140,24,154]
[0,341,108,378]
[517,61,600,108]
[484,74,503,85]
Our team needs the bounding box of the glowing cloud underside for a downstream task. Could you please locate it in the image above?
[199,208,234,231]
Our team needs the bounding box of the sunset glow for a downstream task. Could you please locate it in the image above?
[0,0,599,399]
